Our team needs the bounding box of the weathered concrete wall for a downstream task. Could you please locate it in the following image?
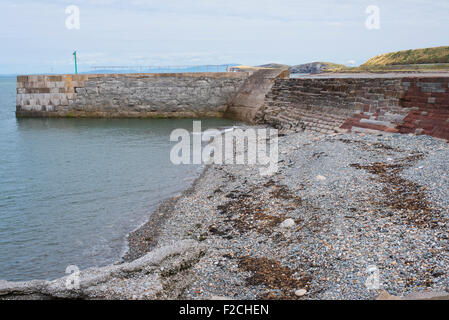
[225,69,290,123]
[256,76,449,140]
[16,73,250,118]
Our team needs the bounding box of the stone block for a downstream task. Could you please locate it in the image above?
[60,96,69,106]
[38,88,50,94]
[53,81,65,88]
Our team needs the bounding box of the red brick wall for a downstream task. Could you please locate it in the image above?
[397,77,449,140]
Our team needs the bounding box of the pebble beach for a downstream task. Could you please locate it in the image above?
[124,129,449,300]
[2,128,447,300]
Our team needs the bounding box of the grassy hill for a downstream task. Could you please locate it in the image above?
[232,47,449,74]
[326,46,449,73]
[362,46,449,67]
[318,62,347,70]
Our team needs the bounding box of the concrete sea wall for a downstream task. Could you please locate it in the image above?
[16,73,250,118]
[16,72,449,140]
[256,76,449,140]
[224,69,290,122]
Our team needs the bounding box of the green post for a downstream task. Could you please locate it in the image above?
[73,51,78,74]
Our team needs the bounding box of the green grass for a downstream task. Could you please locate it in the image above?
[330,63,449,73]
[362,46,449,66]
[319,62,347,71]
[324,46,449,73]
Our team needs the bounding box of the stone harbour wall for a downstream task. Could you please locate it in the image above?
[16,72,449,140]
[16,73,250,118]
[256,76,449,140]
[224,69,290,123]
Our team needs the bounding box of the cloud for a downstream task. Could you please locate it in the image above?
[1,0,448,74]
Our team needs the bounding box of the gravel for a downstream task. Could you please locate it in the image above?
[129,129,448,300]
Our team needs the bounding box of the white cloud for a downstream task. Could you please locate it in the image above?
[0,0,448,74]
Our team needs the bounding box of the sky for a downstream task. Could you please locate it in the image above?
[0,0,448,74]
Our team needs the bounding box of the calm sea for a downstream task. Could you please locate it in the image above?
[0,77,236,281]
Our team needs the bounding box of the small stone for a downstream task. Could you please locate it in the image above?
[280,218,295,228]
[316,175,326,181]
[415,128,424,135]
[295,289,307,297]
